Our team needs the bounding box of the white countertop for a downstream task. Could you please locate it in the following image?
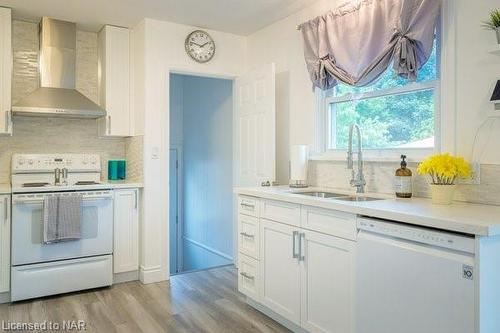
[10,181,143,194]
[235,186,500,237]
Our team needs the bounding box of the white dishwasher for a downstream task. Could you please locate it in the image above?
[356,217,475,333]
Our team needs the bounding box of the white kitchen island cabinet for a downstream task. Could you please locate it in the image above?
[113,189,139,274]
[0,7,12,136]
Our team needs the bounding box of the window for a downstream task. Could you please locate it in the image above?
[323,40,439,157]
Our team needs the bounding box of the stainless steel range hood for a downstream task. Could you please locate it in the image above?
[12,18,105,118]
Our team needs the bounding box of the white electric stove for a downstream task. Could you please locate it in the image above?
[10,154,114,301]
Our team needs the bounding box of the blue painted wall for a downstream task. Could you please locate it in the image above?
[170,74,233,272]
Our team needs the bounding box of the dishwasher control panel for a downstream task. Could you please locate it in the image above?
[358,217,475,254]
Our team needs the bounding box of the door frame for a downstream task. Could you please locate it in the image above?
[167,69,238,277]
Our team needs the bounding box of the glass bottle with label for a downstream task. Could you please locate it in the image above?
[395,155,412,198]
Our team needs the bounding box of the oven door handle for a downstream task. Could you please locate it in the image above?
[13,194,114,205]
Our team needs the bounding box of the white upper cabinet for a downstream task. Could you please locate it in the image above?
[0,7,12,136]
[98,25,131,137]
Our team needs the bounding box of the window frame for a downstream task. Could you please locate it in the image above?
[313,31,444,163]
[325,79,439,157]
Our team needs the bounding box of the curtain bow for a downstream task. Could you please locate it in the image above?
[393,34,418,81]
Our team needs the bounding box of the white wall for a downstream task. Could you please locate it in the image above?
[134,0,500,283]
[179,74,233,271]
[246,0,343,183]
[454,0,500,163]
[132,18,246,282]
[246,0,500,181]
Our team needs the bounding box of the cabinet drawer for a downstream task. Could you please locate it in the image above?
[301,206,357,240]
[238,214,259,259]
[261,199,301,227]
[238,196,259,217]
[238,254,260,301]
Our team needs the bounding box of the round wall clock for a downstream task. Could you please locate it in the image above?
[185,30,216,63]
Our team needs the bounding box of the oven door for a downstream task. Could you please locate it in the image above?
[11,190,113,266]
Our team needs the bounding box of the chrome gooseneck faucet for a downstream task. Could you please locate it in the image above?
[347,124,366,194]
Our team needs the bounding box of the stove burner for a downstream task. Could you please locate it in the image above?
[22,182,50,188]
[74,181,101,186]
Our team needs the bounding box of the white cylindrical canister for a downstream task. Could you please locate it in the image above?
[290,145,309,182]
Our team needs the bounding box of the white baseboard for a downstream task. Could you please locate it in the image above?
[113,270,139,284]
[0,292,10,304]
[183,236,234,261]
[247,298,307,333]
[139,265,166,284]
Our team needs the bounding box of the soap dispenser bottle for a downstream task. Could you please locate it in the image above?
[395,155,412,198]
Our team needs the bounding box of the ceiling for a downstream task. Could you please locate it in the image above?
[0,0,318,35]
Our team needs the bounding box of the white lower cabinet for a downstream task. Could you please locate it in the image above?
[113,189,139,273]
[0,195,10,293]
[300,230,355,333]
[260,219,302,324]
[238,253,260,301]
[240,196,356,333]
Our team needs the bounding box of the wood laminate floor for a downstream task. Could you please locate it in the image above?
[0,266,289,333]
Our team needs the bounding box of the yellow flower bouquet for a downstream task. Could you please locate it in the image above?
[417,153,472,204]
[417,153,471,185]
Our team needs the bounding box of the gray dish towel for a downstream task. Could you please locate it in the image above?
[43,196,59,244]
[43,195,82,244]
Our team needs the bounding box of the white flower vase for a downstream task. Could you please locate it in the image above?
[430,184,457,205]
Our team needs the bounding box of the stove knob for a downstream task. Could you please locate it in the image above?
[28,159,34,165]
[17,157,25,166]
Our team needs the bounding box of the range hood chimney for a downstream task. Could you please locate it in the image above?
[12,18,106,118]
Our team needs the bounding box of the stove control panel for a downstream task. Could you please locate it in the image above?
[12,154,101,173]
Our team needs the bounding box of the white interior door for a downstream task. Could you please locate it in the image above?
[234,63,276,187]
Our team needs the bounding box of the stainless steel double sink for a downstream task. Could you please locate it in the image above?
[293,191,384,202]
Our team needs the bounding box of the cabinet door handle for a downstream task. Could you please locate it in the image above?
[240,232,255,238]
[107,115,111,134]
[299,232,305,261]
[3,197,7,222]
[134,190,138,209]
[5,111,10,133]
[292,231,299,259]
[240,272,255,280]
[240,202,255,209]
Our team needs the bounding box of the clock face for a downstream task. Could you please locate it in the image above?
[185,30,215,63]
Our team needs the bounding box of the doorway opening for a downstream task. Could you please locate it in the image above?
[169,73,234,275]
